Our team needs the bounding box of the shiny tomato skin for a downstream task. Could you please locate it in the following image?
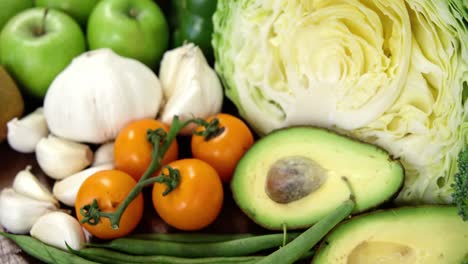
[75,170,144,240]
[191,113,254,182]
[114,118,178,180]
[152,159,223,231]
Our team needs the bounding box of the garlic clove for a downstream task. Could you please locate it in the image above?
[53,163,114,207]
[35,135,93,180]
[159,44,190,99]
[30,211,86,250]
[92,142,114,166]
[12,165,58,206]
[0,188,58,234]
[7,107,49,153]
[159,43,223,135]
[82,227,93,244]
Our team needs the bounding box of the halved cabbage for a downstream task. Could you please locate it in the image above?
[213,0,468,204]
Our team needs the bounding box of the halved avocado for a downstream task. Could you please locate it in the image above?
[231,127,404,230]
[313,206,468,264]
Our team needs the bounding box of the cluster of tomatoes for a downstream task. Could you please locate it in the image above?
[74,113,254,239]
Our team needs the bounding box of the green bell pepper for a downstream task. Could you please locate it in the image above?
[171,0,217,62]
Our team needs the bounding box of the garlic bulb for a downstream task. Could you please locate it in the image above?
[36,135,93,179]
[7,107,48,153]
[30,211,85,250]
[0,188,57,234]
[12,165,58,206]
[44,48,163,144]
[92,142,114,166]
[53,163,113,207]
[159,43,223,134]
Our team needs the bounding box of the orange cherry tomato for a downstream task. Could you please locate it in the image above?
[191,113,254,182]
[114,118,179,180]
[152,159,223,231]
[75,170,144,240]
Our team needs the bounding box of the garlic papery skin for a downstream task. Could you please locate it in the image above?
[7,107,48,153]
[30,211,85,250]
[0,188,57,234]
[12,165,58,206]
[35,135,93,180]
[53,163,113,207]
[159,43,223,135]
[92,142,114,166]
[44,48,163,144]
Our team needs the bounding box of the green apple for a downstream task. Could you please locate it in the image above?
[87,0,169,69]
[35,0,100,27]
[0,8,86,98]
[0,0,33,30]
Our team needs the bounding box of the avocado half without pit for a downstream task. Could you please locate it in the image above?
[231,126,404,230]
[313,206,468,264]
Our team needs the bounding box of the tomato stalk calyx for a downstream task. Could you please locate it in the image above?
[142,166,181,196]
[79,116,217,230]
[80,199,110,225]
[193,118,225,141]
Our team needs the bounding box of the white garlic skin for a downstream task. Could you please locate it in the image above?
[44,48,163,144]
[30,211,86,250]
[159,43,223,134]
[0,188,57,234]
[53,163,114,207]
[7,107,48,153]
[35,135,93,180]
[92,142,114,166]
[12,165,58,205]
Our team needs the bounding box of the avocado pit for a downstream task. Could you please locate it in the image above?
[265,156,327,203]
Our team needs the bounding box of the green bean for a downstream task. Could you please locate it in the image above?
[68,245,316,264]
[0,232,98,264]
[256,200,355,264]
[129,232,256,243]
[87,232,301,257]
[67,246,263,264]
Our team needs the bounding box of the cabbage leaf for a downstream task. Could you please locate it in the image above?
[213,0,468,204]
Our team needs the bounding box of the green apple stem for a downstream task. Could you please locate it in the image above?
[128,8,138,18]
[34,8,49,37]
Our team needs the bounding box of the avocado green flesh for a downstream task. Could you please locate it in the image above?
[231,127,404,230]
[313,206,468,264]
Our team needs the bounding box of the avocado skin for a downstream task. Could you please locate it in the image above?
[313,206,468,264]
[231,126,405,230]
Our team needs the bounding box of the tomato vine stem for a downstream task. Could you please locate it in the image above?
[79,116,221,229]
